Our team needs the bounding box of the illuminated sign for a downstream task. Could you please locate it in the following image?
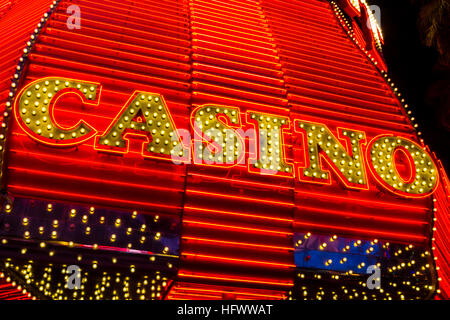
[13,77,439,198]
[349,0,361,13]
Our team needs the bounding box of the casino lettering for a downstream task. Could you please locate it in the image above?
[0,0,448,301]
[14,77,439,198]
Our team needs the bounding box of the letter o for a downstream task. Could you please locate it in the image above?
[367,135,438,197]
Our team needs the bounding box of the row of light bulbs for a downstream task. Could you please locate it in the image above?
[0,0,61,179]
[330,0,441,295]
[2,259,171,300]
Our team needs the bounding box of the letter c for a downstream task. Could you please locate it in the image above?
[14,77,100,146]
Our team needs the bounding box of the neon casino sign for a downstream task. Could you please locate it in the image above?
[13,78,439,198]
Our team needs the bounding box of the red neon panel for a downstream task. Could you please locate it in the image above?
[0,0,447,300]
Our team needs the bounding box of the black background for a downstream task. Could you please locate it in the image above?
[373,0,449,171]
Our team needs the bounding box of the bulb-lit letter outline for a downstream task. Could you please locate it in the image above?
[246,111,294,177]
[294,119,369,190]
[191,105,245,167]
[94,91,190,163]
[366,134,439,198]
[14,77,101,146]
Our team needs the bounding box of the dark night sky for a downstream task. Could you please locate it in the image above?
[373,0,449,171]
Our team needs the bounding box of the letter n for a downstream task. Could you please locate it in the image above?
[295,120,368,189]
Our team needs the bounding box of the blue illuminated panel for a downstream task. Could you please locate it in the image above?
[293,232,385,274]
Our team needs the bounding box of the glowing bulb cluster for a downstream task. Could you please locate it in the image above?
[96,93,187,158]
[16,78,98,144]
[368,136,438,195]
[193,106,243,164]
[249,112,292,174]
[297,121,367,186]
